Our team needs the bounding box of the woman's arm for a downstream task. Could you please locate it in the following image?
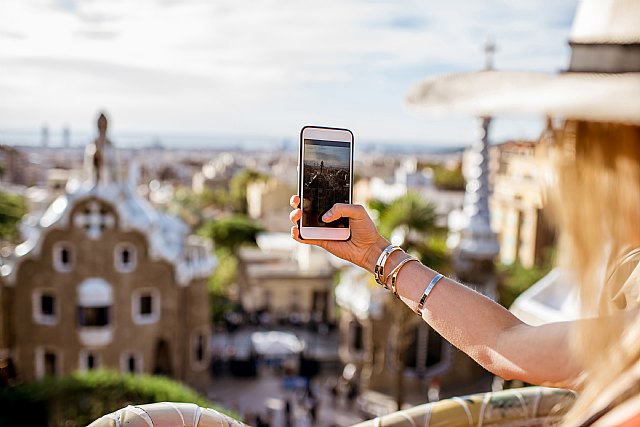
[289,197,581,388]
[392,256,580,388]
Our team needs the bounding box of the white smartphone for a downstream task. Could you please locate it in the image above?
[298,126,354,241]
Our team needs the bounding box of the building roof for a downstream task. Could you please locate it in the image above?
[1,115,216,286]
[509,268,580,325]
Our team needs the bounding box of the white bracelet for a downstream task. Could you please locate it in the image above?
[416,273,444,316]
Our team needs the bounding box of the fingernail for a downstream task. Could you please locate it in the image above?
[322,212,331,221]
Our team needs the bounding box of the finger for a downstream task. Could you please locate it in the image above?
[291,226,325,248]
[290,226,329,250]
[289,195,300,209]
[322,203,367,223]
[289,208,302,225]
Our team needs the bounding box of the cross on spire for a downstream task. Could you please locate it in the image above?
[73,201,115,240]
[484,37,496,71]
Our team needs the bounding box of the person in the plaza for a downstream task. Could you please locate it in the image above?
[290,0,640,424]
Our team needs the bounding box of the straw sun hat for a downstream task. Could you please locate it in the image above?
[406,0,640,124]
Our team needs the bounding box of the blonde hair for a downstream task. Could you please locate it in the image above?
[540,120,640,423]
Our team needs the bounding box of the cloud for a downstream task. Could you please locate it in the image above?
[0,0,578,143]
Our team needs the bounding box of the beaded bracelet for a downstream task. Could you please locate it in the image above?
[416,273,444,316]
[374,245,402,286]
[386,256,419,298]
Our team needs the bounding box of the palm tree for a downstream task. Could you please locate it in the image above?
[378,192,438,251]
[370,192,441,409]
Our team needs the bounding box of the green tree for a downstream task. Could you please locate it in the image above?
[199,187,231,211]
[497,249,555,308]
[207,248,238,324]
[228,169,267,214]
[0,192,27,242]
[199,215,263,324]
[376,192,439,250]
[198,215,263,254]
[0,370,236,427]
[432,165,465,191]
[167,186,204,226]
[368,192,446,410]
[417,161,466,191]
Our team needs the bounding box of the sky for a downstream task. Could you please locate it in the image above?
[304,142,351,168]
[0,0,578,148]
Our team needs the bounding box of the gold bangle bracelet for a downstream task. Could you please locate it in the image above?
[374,245,402,286]
[386,256,419,298]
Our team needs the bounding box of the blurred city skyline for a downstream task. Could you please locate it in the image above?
[1,0,578,148]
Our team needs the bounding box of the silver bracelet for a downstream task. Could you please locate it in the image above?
[416,273,444,316]
[374,244,402,286]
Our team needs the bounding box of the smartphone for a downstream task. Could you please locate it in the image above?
[298,126,354,240]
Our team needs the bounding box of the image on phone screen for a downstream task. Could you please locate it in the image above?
[302,139,351,228]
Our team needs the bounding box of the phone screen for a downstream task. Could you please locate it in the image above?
[302,139,351,228]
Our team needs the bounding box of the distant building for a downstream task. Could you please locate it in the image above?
[62,127,71,148]
[452,140,555,269]
[45,168,72,195]
[0,114,216,391]
[0,145,29,186]
[41,125,49,148]
[192,153,240,194]
[354,158,464,226]
[237,233,335,325]
[247,178,296,232]
[489,141,555,268]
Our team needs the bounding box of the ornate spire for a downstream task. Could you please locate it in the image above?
[484,37,496,71]
[84,111,117,186]
[458,117,499,260]
[451,40,500,288]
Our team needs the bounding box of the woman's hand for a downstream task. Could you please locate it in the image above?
[289,195,389,273]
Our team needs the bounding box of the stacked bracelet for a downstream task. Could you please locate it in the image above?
[386,256,419,299]
[416,273,444,316]
[374,245,402,286]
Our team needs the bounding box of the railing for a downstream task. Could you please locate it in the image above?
[352,387,576,427]
[87,387,576,427]
[87,402,247,427]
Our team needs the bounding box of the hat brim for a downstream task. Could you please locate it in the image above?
[406,70,640,125]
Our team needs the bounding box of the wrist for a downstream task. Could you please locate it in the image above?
[384,250,409,282]
[364,236,391,274]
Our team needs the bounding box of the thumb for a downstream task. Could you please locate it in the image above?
[322,204,367,222]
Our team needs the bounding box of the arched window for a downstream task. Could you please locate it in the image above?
[114,242,137,273]
[131,288,160,325]
[79,350,101,371]
[348,320,365,354]
[32,289,58,325]
[191,329,208,370]
[195,335,204,362]
[120,351,143,374]
[53,242,74,272]
[77,278,114,346]
[35,347,61,379]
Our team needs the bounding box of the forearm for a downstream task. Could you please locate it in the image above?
[373,241,580,387]
[291,201,580,387]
